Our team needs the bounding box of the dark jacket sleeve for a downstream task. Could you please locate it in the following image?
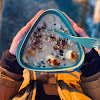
[80,49,100,100]
[0,50,24,100]
[80,48,100,77]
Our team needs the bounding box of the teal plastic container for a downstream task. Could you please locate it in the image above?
[17,9,85,73]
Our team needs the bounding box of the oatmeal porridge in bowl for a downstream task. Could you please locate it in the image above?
[17,9,85,72]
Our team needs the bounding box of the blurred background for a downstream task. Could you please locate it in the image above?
[0,0,100,57]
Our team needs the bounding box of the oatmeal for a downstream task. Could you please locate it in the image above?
[22,14,80,68]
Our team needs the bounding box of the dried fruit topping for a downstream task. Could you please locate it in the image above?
[44,21,47,26]
[36,34,42,38]
[57,39,60,46]
[36,27,41,32]
[60,53,63,56]
[41,26,47,29]
[60,39,68,49]
[53,45,60,50]
[41,22,47,29]
[59,26,63,29]
[32,46,36,50]
[37,45,42,50]
[59,49,63,53]
[34,38,41,45]
[61,57,65,61]
[26,48,35,57]
[50,35,56,40]
[61,39,66,46]
[47,59,51,64]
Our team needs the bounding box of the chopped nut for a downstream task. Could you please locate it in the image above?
[44,21,47,26]
[50,35,56,40]
[41,22,47,30]
[32,46,36,50]
[59,26,63,29]
[60,39,68,49]
[36,27,41,32]
[57,39,60,46]
[53,45,60,50]
[53,16,56,22]
[26,48,35,57]
[34,38,41,45]
[61,57,65,61]
[36,34,42,38]
[63,28,68,33]
[61,39,66,46]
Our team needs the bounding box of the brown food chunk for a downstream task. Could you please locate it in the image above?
[32,46,36,50]
[53,45,60,50]
[26,48,35,57]
[52,59,60,66]
[50,35,56,40]
[61,57,65,61]
[60,39,68,49]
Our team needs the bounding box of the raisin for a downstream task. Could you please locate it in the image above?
[41,61,45,64]
[61,39,66,46]
[60,53,63,56]
[47,59,51,64]
[64,63,66,66]
[59,49,63,53]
